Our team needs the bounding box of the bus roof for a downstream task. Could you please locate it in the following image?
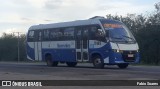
[28,17,121,30]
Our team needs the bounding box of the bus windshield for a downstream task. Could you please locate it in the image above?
[100,20,136,43]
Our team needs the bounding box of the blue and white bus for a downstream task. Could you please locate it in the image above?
[26,16,140,69]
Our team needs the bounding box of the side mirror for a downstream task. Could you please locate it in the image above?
[97,29,105,37]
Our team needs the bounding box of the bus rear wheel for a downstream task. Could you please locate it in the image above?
[93,55,104,69]
[46,55,58,67]
[66,62,77,67]
[117,63,129,69]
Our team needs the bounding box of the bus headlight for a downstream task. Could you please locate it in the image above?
[113,49,119,53]
[113,49,123,53]
[120,50,123,53]
[136,49,139,52]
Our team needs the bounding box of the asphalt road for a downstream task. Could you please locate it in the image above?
[0,62,160,89]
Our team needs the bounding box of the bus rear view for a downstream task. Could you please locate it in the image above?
[26,16,140,69]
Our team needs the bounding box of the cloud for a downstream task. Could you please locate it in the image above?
[26,0,48,8]
[45,0,63,9]
[21,17,31,21]
[0,0,158,36]
[42,0,156,21]
[43,0,99,21]
[1,0,156,22]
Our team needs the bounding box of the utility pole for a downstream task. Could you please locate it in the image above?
[13,32,21,62]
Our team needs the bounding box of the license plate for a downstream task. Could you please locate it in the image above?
[128,54,133,57]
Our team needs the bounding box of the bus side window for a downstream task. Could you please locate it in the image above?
[38,31,42,41]
[50,29,63,41]
[63,27,74,40]
[90,25,106,42]
[28,30,34,42]
[90,26,98,40]
[43,29,50,41]
[83,27,88,40]
[76,28,82,40]
[50,29,56,40]
[34,31,42,42]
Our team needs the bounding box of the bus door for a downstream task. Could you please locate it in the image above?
[76,28,89,62]
[34,31,42,61]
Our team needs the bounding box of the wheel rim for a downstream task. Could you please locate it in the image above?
[94,58,101,65]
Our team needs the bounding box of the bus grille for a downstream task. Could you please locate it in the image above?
[122,51,136,62]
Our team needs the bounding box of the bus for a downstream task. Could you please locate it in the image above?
[26,16,140,69]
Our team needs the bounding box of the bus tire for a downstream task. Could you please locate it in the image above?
[92,55,104,69]
[52,61,58,66]
[46,55,58,67]
[66,62,77,67]
[117,63,129,69]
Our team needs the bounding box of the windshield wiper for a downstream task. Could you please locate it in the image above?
[122,35,135,41]
[111,37,128,43]
[111,37,123,39]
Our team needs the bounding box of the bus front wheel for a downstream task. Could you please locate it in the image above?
[46,55,58,67]
[93,55,104,69]
[117,63,129,69]
[66,62,77,67]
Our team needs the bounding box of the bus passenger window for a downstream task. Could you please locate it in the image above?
[50,29,63,40]
[38,32,42,41]
[83,29,88,39]
[43,30,50,40]
[90,27,98,40]
[63,28,74,40]
[28,30,34,42]
[90,26,105,42]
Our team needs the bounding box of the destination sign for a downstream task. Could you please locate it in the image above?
[103,24,122,28]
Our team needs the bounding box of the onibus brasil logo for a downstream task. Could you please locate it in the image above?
[1,81,42,86]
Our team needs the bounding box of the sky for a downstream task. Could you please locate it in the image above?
[0,0,159,35]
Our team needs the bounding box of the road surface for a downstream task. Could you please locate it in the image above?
[0,62,159,89]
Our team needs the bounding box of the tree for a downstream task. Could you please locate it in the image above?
[0,33,27,61]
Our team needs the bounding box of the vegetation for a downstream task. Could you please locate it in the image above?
[0,2,159,65]
[0,33,26,61]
